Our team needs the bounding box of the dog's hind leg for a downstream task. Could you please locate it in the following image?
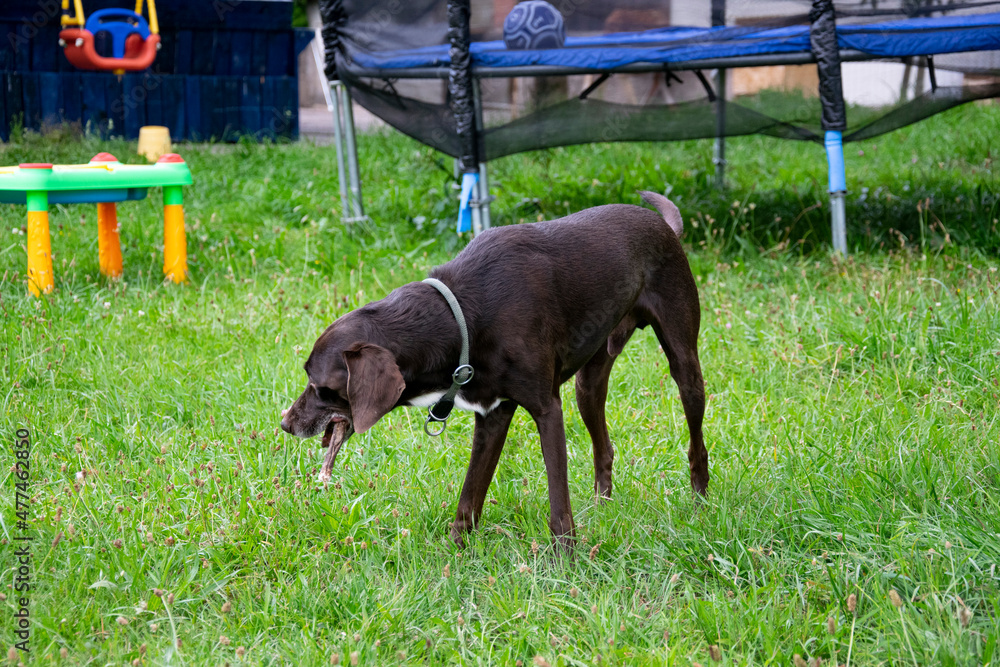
[575,319,634,501]
[646,299,708,495]
[528,394,576,550]
[451,400,517,548]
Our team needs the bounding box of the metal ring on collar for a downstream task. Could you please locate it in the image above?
[452,364,474,385]
[424,415,447,437]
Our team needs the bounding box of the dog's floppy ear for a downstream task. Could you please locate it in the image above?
[343,343,405,434]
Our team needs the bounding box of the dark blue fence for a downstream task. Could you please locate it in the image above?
[1,0,313,142]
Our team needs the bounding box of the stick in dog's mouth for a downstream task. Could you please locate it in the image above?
[318,418,352,483]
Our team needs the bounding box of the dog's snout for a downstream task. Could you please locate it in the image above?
[280,406,294,435]
[279,401,300,435]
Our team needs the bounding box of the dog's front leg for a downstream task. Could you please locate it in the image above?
[450,400,517,548]
[530,396,576,551]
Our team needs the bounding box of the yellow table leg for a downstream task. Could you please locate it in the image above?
[163,185,187,283]
[26,190,53,297]
[97,202,123,278]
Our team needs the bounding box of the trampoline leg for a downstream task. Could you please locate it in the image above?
[825,130,848,254]
[831,191,847,255]
[470,192,483,236]
[340,83,366,221]
[470,78,492,235]
[478,162,492,231]
[330,81,351,223]
[457,172,479,234]
[713,68,727,189]
[313,39,335,113]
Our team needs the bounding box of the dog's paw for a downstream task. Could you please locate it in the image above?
[449,523,467,550]
[317,471,332,485]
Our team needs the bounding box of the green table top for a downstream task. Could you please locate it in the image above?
[0,153,192,192]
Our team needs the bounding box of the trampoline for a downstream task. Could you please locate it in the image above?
[318,0,1000,250]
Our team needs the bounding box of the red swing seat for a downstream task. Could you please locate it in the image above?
[60,8,160,72]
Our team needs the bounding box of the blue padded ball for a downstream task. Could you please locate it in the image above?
[503,0,565,50]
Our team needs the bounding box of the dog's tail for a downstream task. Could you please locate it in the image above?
[639,191,683,237]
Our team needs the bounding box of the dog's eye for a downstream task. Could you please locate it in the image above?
[316,386,341,404]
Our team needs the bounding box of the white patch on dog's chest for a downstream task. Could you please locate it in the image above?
[406,391,446,408]
[407,391,501,416]
[457,395,503,415]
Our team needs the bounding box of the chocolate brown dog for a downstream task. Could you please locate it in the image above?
[281,192,707,549]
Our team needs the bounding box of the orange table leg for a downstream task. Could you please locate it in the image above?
[97,202,123,278]
[162,186,187,283]
[26,190,53,297]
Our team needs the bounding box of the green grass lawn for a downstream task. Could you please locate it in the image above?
[1,104,999,666]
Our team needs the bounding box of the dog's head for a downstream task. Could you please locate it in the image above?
[280,318,405,471]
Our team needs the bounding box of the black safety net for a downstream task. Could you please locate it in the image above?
[322,0,1000,159]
